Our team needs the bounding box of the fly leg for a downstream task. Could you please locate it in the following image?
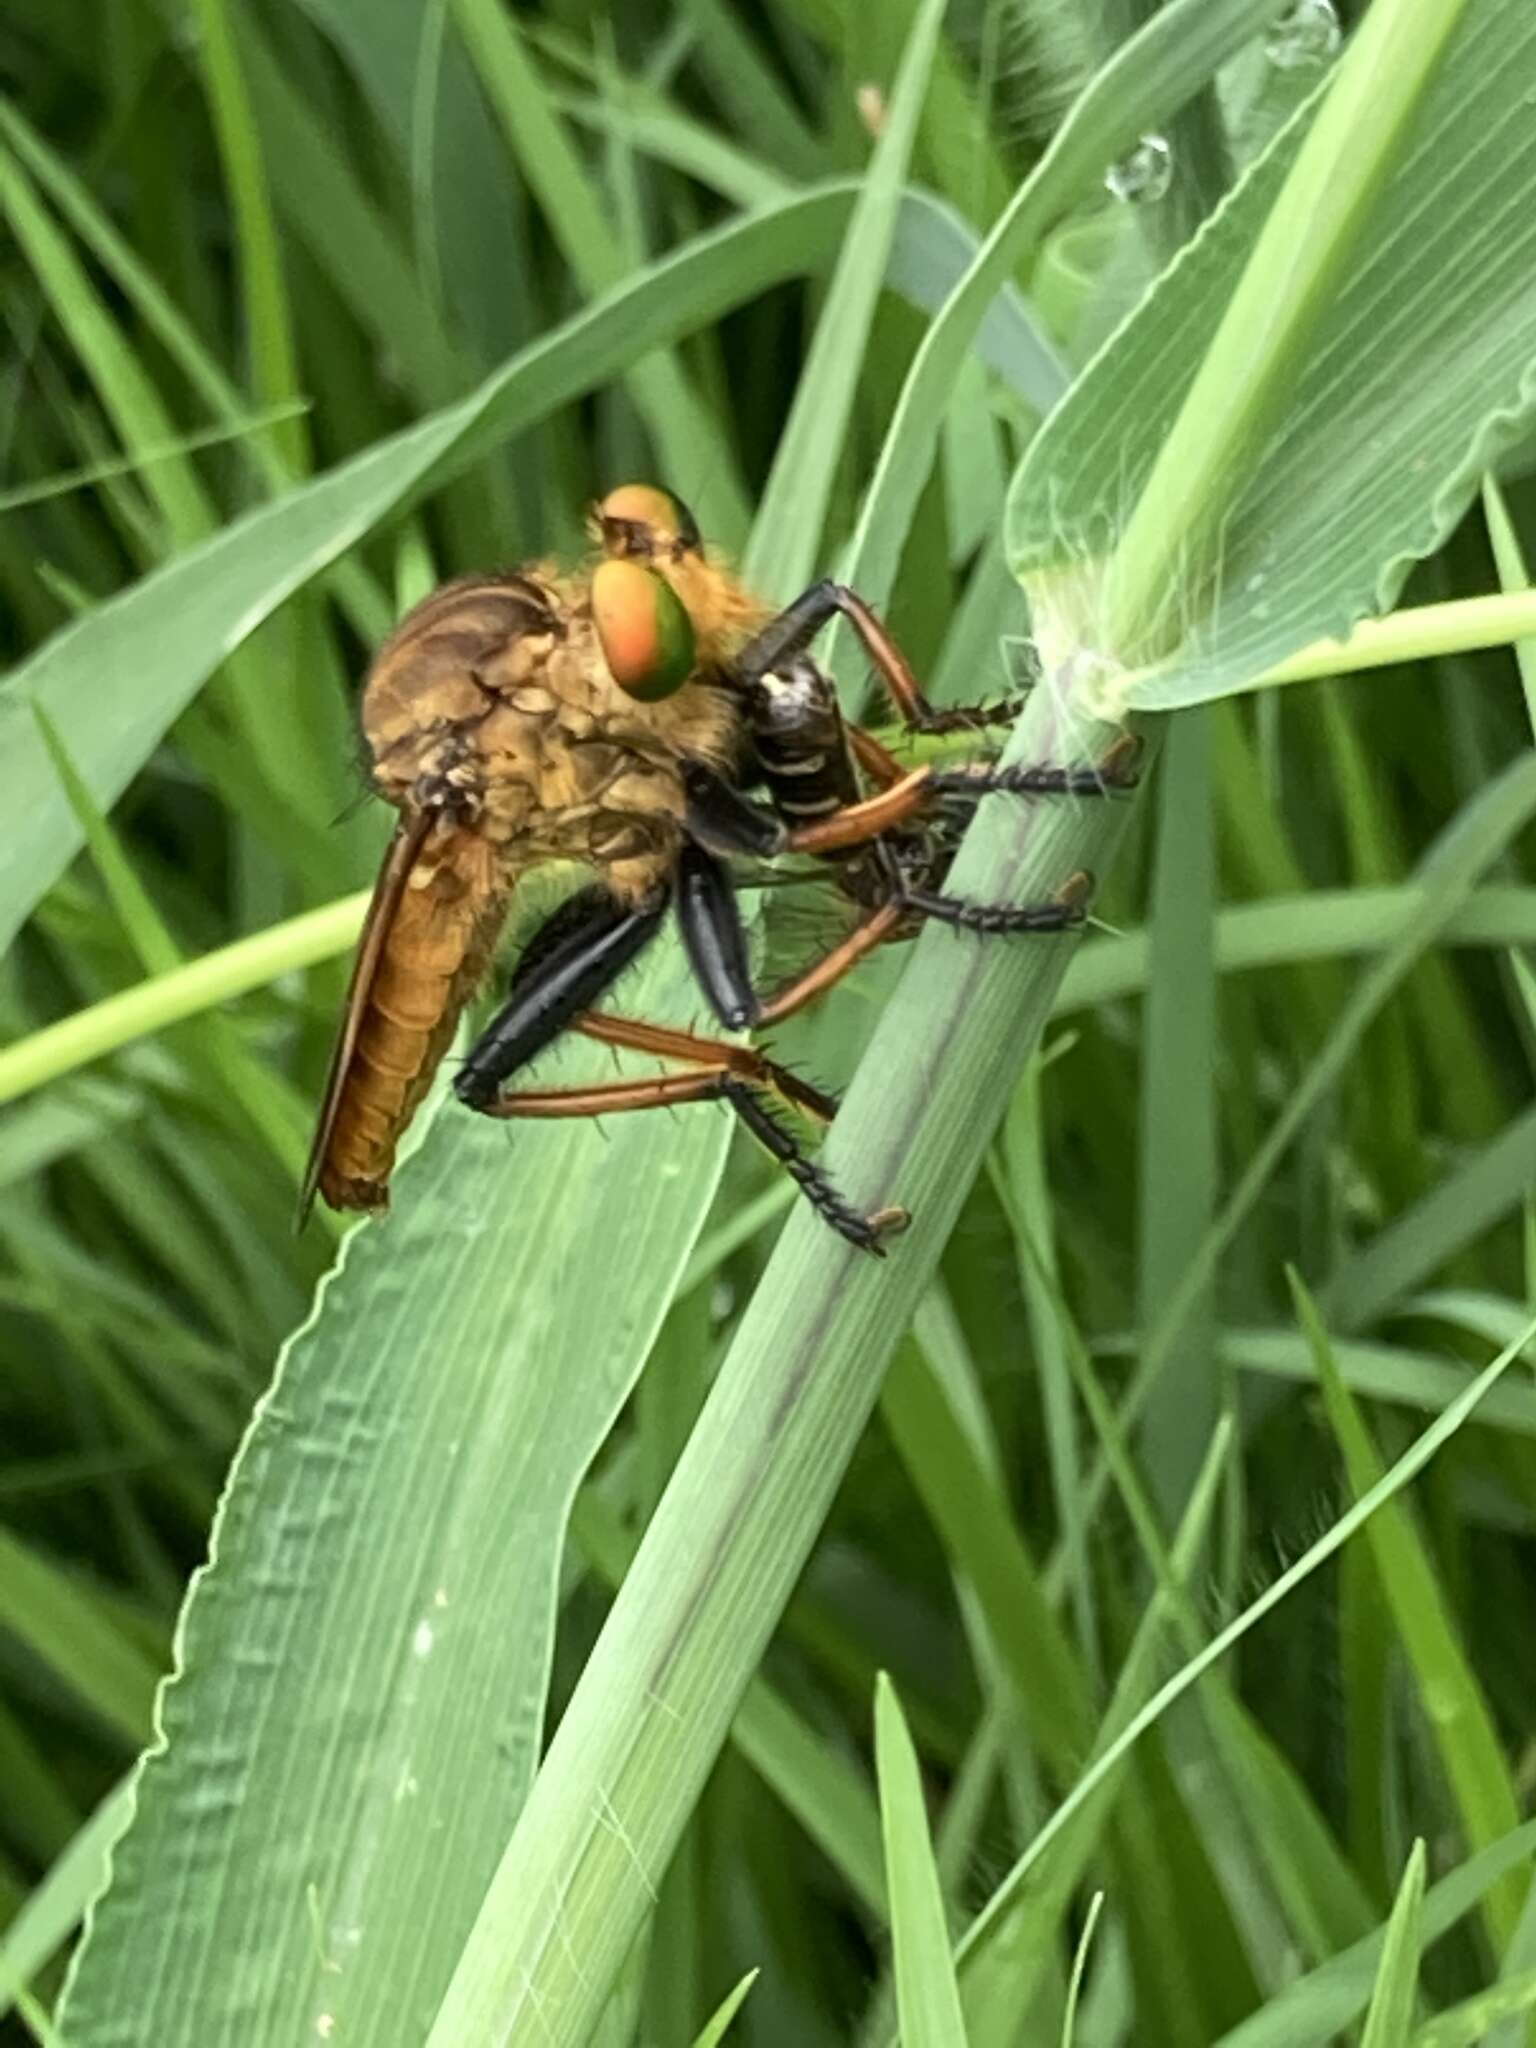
[679,756,1101,1008]
[732,580,1014,733]
[781,751,1132,859]
[454,885,665,1110]
[770,772,1097,935]
[478,1012,906,1255]
[927,732,1142,804]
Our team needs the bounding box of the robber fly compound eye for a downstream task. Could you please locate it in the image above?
[591,559,697,702]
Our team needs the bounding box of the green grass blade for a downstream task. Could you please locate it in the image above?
[950,1416,1237,2027]
[1483,476,1536,734]
[235,15,466,405]
[1059,887,1536,1012]
[830,0,1280,659]
[0,139,214,547]
[1010,1,1536,709]
[1295,1277,1527,1949]
[448,0,749,545]
[690,1969,760,2048]
[674,0,824,179]
[1107,0,1469,656]
[1220,1825,1536,2048]
[875,1674,967,2048]
[743,0,946,597]
[1323,1102,1536,1332]
[1414,1968,1536,2048]
[0,1530,158,1751]
[57,966,730,2045]
[1214,1324,1536,1440]
[28,705,312,1179]
[1360,1841,1427,2048]
[0,1787,133,2027]
[955,1312,1534,1983]
[880,1337,1087,1768]
[570,1486,886,1919]
[422,641,1144,2048]
[188,0,309,476]
[1127,754,1536,1446]
[1136,708,1218,1516]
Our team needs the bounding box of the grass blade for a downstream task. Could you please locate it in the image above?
[1361,1842,1427,2048]
[875,1674,967,2048]
[58,957,730,2044]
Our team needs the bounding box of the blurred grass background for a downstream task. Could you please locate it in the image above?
[3,0,1536,2040]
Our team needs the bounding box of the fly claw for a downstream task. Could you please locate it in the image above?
[302,484,1138,1251]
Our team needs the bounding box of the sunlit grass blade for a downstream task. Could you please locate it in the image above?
[830,0,1281,665]
[1010,0,1536,709]
[1360,1841,1426,2048]
[1483,476,1536,733]
[0,1787,133,2029]
[1060,1893,1104,2048]
[690,1969,760,2048]
[1107,0,1469,657]
[875,1673,967,2048]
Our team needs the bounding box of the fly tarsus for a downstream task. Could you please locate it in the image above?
[721,1079,907,1255]
[896,870,1092,936]
[929,742,1140,802]
[903,694,1028,735]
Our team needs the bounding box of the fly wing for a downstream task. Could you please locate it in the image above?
[298,808,435,1223]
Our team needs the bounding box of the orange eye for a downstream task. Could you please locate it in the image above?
[592,558,697,701]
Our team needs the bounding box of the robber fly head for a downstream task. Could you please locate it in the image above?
[588,482,766,702]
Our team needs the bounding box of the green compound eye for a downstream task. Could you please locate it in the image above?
[592,557,697,701]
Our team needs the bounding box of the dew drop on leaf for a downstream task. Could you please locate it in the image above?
[1105,134,1173,205]
[1265,0,1342,71]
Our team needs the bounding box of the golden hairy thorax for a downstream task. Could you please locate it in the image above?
[304,550,769,1215]
[361,565,749,903]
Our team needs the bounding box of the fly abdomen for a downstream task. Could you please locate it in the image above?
[749,659,862,832]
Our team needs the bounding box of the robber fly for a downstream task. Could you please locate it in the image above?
[302,485,1132,1251]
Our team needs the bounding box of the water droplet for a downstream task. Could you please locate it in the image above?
[1105,134,1172,205]
[1001,634,1042,694]
[1265,0,1341,71]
